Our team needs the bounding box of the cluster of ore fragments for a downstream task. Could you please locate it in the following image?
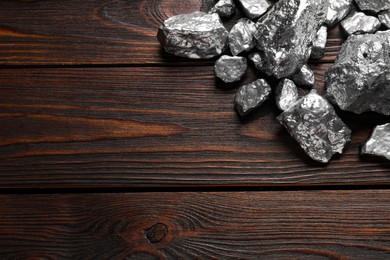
[158,0,390,163]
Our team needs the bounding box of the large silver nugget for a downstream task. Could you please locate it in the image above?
[209,0,236,18]
[237,0,273,19]
[310,26,327,60]
[253,0,328,79]
[277,90,352,163]
[291,65,315,88]
[229,18,256,56]
[362,123,390,161]
[235,79,271,116]
[354,0,390,14]
[157,12,228,59]
[340,12,381,36]
[325,30,390,115]
[379,10,390,28]
[325,0,353,27]
[275,79,299,111]
[215,55,247,83]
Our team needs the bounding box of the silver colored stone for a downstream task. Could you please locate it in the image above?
[310,26,327,60]
[248,52,265,73]
[253,0,328,79]
[275,79,299,111]
[379,10,390,28]
[277,90,352,164]
[235,79,271,116]
[291,65,315,88]
[157,12,228,59]
[326,30,390,115]
[215,55,247,83]
[229,18,256,56]
[362,123,390,161]
[209,0,236,18]
[354,0,390,14]
[341,12,381,36]
[237,0,273,19]
[325,0,353,27]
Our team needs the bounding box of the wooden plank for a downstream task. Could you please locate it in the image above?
[0,190,389,259]
[0,0,345,66]
[1,66,389,188]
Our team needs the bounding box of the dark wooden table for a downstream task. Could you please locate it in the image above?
[0,0,389,258]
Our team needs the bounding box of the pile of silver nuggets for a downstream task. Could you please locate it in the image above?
[158,0,390,163]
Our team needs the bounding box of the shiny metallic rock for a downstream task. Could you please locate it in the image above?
[354,0,390,14]
[157,12,228,59]
[237,0,273,19]
[291,65,315,88]
[379,10,390,28]
[340,12,381,36]
[326,30,390,115]
[310,26,327,60]
[362,123,390,161]
[277,90,352,163]
[235,79,271,116]
[325,0,353,27]
[215,55,247,83]
[275,79,299,111]
[248,52,266,73]
[229,18,256,56]
[209,0,236,18]
[253,0,328,79]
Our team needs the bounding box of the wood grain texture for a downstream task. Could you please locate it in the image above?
[0,0,345,66]
[1,65,390,188]
[0,190,389,259]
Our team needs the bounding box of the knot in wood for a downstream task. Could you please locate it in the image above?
[145,223,168,244]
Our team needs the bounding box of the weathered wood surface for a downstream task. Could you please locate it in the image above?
[1,65,389,188]
[0,191,389,259]
[0,0,344,66]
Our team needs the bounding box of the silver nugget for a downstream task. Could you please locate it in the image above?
[291,65,315,88]
[277,90,351,163]
[209,0,236,19]
[275,79,299,111]
[253,0,328,78]
[379,10,390,28]
[158,12,228,59]
[215,55,247,83]
[325,0,353,27]
[326,30,390,115]
[235,79,271,116]
[229,18,256,56]
[237,0,273,19]
[362,123,390,161]
[341,12,381,36]
[310,26,327,60]
[354,0,390,14]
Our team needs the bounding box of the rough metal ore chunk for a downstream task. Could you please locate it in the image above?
[237,0,273,19]
[277,90,352,163]
[291,65,315,88]
[209,0,236,18]
[354,0,390,14]
[215,55,247,83]
[229,18,256,56]
[362,123,390,161]
[326,30,390,115]
[379,10,390,28]
[325,0,353,27]
[310,26,327,60]
[235,79,271,116]
[341,12,381,36]
[275,79,299,111]
[253,0,328,79]
[248,52,265,73]
[157,12,228,59]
